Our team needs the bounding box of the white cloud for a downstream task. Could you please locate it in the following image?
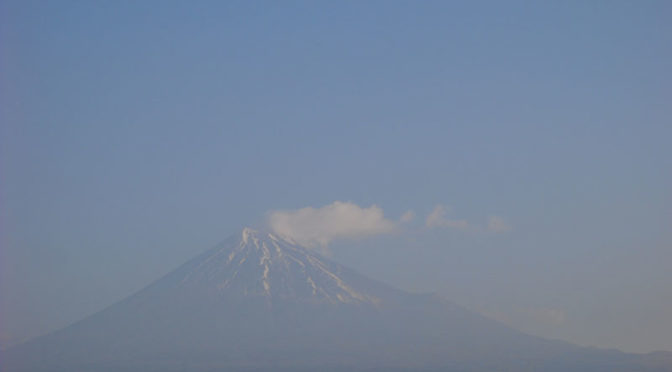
[267,201,397,249]
[268,202,508,251]
[425,205,470,230]
[487,215,512,233]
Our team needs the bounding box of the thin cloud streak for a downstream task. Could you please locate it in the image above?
[425,205,470,230]
[425,204,512,233]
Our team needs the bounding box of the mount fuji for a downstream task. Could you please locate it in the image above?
[2,228,671,371]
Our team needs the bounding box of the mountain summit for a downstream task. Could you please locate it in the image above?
[3,228,671,371]
[177,228,382,304]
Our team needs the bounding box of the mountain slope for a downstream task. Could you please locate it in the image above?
[3,229,671,372]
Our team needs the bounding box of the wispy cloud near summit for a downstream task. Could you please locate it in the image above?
[267,201,510,252]
[267,201,397,249]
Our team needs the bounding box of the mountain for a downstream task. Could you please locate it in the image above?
[3,228,671,372]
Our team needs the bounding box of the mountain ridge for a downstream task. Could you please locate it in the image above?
[3,228,671,372]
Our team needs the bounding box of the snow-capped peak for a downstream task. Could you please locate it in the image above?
[241,227,257,244]
[178,228,380,305]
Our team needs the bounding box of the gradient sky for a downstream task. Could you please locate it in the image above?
[1,1,671,353]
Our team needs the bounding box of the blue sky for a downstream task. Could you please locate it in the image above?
[1,1,670,352]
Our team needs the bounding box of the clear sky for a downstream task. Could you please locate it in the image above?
[1,0,670,353]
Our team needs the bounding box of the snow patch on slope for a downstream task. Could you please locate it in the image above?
[179,228,380,305]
